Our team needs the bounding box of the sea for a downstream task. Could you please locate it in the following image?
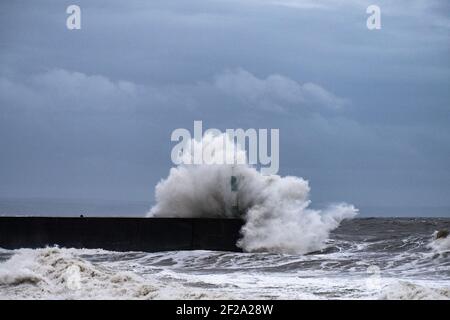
[0,215,449,300]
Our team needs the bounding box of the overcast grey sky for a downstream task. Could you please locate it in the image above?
[0,0,449,216]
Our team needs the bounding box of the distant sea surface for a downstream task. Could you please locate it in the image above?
[0,198,150,216]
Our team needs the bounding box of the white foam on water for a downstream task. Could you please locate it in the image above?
[1,247,448,300]
[0,247,158,299]
[379,280,450,300]
[0,248,249,300]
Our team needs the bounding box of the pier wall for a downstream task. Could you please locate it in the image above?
[0,217,244,252]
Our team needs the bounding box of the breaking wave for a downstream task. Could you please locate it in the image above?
[379,281,450,300]
[0,248,233,300]
[0,248,158,299]
[148,133,358,254]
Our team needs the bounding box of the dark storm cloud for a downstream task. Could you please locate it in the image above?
[0,0,449,215]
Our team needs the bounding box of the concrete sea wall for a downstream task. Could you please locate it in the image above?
[0,217,244,252]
